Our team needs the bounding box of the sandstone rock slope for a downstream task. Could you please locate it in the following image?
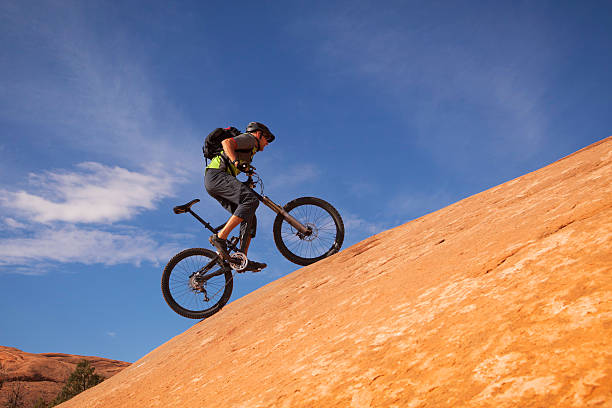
[61,137,611,407]
[0,346,129,407]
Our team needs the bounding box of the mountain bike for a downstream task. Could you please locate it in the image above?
[161,166,344,319]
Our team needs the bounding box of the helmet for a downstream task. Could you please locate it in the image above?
[246,122,275,142]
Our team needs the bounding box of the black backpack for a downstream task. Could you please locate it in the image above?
[202,126,242,161]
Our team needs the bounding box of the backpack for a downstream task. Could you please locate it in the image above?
[202,126,242,161]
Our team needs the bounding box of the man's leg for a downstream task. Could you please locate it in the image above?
[217,215,243,240]
[205,169,263,269]
[240,235,251,254]
[239,214,257,254]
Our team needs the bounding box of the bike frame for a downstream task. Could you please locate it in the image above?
[183,175,311,242]
[180,189,308,278]
[164,167,344,319]
[172,173,311,280]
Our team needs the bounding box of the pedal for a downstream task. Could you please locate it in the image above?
[229,252,248,272]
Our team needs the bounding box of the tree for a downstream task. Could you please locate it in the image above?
[5,382,25,408]
[1,363,25,408]
[32,398,49,408]
[51,360,104,406]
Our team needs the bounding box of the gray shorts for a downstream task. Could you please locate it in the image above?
[204,168,258,242]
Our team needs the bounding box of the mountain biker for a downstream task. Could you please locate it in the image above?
[204,121,275,272]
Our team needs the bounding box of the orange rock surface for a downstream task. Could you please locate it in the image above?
[61,137,611,407]
[0,346,129,407]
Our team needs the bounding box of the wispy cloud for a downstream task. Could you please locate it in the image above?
[0,162,183,274]
[0,4,201,274]
[0,2,200,170]
[1,162,179,224]
[307,3,555,161]
[343,213,386,236]
[388,190,456,219]
[3,218,27,229]
[0,225,178,274]
[265,163,321,192]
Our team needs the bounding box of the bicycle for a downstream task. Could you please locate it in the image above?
[161,166,345,319]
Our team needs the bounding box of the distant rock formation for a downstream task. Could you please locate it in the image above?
[62,137,612,407]
[0,346,129,407]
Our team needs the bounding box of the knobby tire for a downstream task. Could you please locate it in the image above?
[161,248,233,319]
[273,197,344,266]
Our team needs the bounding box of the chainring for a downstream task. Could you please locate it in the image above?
[229,252,248,272]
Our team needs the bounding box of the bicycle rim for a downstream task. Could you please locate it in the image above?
[273,197,344,266]
[161,248,233,319]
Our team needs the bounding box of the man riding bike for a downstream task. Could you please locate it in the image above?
[204,121,275,272]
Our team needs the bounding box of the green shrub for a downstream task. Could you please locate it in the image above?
[32,398,48,408]
[49,360,105,406]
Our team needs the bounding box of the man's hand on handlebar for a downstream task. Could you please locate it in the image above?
[236,162,254,175]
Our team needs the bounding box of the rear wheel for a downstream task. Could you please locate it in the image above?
[273,197,344,266]
[161,248,233,319]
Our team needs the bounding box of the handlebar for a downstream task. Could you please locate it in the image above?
[241,165,263,194]
[237,163,256,175]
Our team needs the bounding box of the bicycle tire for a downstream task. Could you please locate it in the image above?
[273,197,344,266]
[161,248,233,319]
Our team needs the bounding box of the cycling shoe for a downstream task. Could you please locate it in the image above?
[209,234,230,261]
[244,260,267,272]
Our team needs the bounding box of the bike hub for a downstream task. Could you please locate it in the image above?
[298,224,317,241]
[189,273,204,291]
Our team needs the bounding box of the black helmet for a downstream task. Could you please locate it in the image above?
[246,122,275,142]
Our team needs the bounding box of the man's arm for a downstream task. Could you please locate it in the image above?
[221,138,238,163]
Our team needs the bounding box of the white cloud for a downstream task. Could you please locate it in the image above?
[308,4,554,160]
[265,164,321,191]
[343,213,386,236]
[389,190,456,219]
[0,162,184,273]
[0,2,201,171]
[0,225,178,273]
[0,6,197,274]
[0,162,179,224]
[3,218,27,229]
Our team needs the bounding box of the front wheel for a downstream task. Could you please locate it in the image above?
[273,197,344,266]
[161,248,233,319]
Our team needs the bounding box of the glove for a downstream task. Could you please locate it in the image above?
[236,162,252,174]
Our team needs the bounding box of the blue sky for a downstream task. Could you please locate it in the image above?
[1,0,610,363]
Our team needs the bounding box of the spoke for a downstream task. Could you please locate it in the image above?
[168,252,229,313]
[279,203,340,260]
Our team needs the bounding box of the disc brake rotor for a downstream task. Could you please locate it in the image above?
[298,223,318,242]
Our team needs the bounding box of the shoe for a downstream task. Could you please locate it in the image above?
[244,260,267,272]
[209,234,230,260]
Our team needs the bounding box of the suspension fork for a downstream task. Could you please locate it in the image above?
[251,190,311,235]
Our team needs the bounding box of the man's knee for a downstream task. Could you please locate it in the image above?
[243,190,259,211]
[249,194,259,210]
[234,190,259,220]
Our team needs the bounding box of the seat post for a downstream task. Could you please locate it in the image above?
[187,209,217,233]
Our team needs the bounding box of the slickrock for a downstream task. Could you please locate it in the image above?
[62,137,611,407]
[0,346,129,407]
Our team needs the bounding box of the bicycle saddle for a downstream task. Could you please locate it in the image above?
[173,199,200,214]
